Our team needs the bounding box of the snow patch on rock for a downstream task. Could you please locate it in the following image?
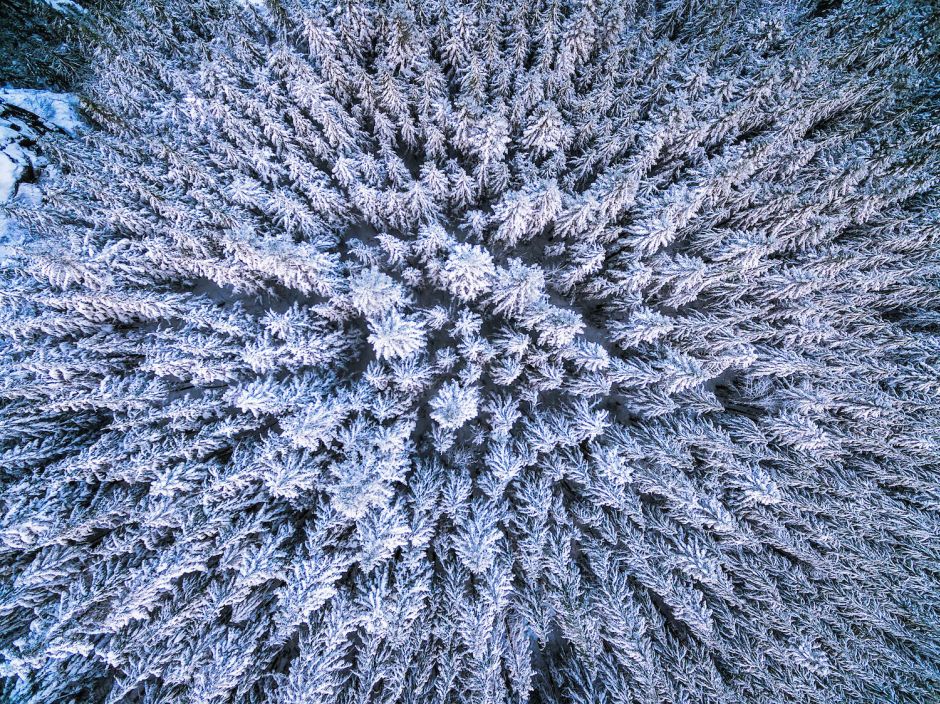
[40,0,85,15]
[0,89,82,260]
[0,89,82,135]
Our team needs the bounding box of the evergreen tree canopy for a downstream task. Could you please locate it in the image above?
[1,0,939,702]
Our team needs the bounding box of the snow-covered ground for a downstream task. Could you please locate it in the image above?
[0,89,82,135]
[0,88,81,260]
[39,0,85,16]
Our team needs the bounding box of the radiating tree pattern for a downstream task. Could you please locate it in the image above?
[1,0,939,702]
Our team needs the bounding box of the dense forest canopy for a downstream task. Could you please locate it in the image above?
[1,0,939,702]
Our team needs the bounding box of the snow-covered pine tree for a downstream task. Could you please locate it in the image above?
[1,1,939,703]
